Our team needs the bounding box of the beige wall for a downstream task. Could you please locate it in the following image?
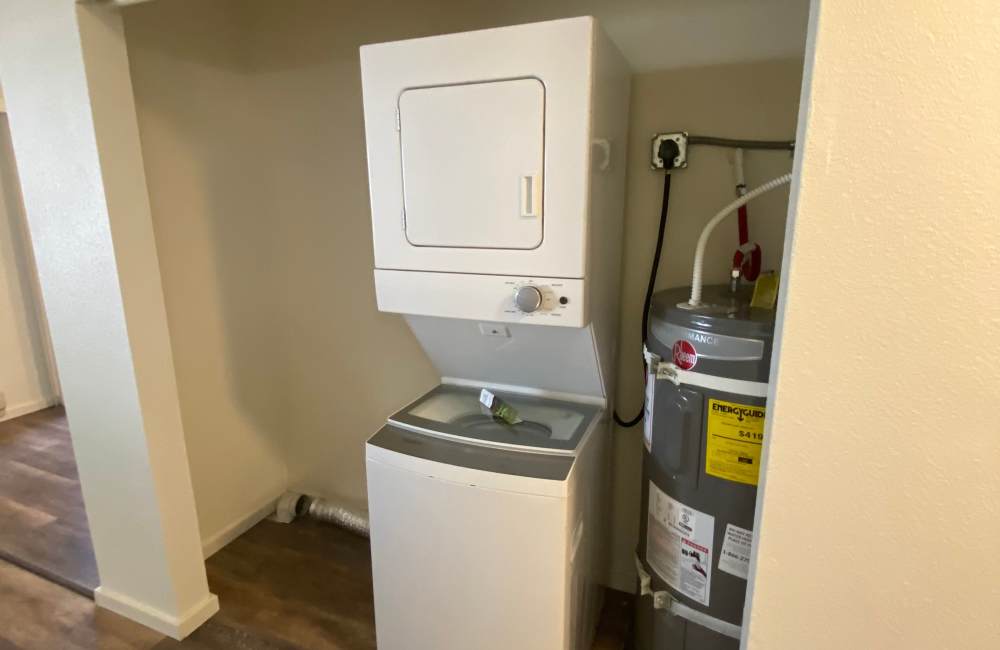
[123,0,804,589]
[125,1,291,551]
[0,1,216,635]
[0,114,58,421]
[610,59,802,586]
[123,0,444,541]
[746,1,1000,648]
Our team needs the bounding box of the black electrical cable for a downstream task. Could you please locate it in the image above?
[611,134,791,429]
[613,172,672,428]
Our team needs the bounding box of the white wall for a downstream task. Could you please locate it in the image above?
[0,0,216,638]
[745,1,1000,648]
[0,113,58,421]
[121,0,806,590]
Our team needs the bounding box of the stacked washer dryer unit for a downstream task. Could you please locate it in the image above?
[359,17,630,650]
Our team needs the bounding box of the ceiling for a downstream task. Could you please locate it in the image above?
[120,0,813,74]
[589,0,811,71]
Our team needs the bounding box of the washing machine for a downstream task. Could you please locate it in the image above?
[366,384,606,650]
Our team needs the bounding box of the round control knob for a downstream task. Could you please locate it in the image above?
[514,285,543,313]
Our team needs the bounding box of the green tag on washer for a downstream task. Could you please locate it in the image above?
[479,389,523,425]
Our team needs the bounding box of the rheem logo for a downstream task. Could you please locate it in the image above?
[672,340,698,370]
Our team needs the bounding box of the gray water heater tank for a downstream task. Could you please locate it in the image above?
[634,285,775,650]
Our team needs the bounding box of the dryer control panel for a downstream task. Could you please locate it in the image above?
[506,281,569,319]
[374,269,587,327]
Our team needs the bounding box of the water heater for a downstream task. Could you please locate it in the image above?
[634,285,774,650]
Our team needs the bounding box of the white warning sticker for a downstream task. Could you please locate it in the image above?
[643,367,655,452]
[718,523,753,580]
[646,482,714,606]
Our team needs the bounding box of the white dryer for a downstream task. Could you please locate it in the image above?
[360,15,631,650]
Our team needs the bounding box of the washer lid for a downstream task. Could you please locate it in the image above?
[388,384,600,453]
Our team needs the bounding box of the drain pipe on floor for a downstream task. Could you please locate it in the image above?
[273,492,370,538]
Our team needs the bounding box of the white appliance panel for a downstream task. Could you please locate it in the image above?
[367,455,568,650]
[361,17,594,277]
[366,420,604,650]
[374,269,587,326]
[400,79,545,249]
[405,315,605,399]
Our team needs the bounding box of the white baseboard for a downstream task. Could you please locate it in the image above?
[200,494,279,559]
[94,586,219,640]
[0,395,60,423]
[94,493,279,638]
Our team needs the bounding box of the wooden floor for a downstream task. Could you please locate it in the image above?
[0,406,98,595]
[0,407,633,649]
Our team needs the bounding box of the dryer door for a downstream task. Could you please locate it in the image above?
[398,78,544,250]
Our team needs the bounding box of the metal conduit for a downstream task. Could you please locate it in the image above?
[687,135,795,151]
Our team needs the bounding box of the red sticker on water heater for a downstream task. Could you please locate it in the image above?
[672,340,698,370]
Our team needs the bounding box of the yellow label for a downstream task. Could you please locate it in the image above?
[750,272,779,310]
[705,399,766,486]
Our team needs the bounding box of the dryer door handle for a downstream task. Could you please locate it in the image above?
[520,174,542,218]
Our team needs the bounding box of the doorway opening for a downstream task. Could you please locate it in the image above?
[0,113,97,596]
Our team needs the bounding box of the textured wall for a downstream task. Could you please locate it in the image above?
[0,115,57,421]
[0,0,214,634]
[745,1,1000,648]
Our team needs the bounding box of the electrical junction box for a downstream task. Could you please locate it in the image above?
[651,132,688,170]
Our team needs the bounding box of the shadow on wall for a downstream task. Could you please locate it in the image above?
[124,0,473,515]
[125,5,292,532]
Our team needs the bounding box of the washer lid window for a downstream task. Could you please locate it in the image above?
[398,78,545,250]
[388,384,598,453]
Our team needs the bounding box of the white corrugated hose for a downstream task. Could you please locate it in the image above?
[688,173,793,306]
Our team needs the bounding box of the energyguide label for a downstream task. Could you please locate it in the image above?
[705,398,766,486]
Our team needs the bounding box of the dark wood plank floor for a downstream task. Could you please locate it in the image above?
[0,406,98,595]
[193,520,632,650]
[0,558,164,650]
[0,407,633,649]
[0,520,632,649]
[184,519,379,650]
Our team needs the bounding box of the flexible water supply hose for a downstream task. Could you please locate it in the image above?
[689,173,792,306]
